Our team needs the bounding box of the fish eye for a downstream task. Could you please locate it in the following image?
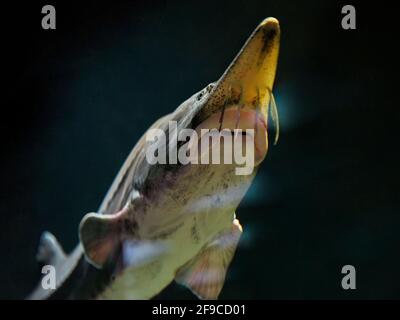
[206,83,214,92]
[196,91,204,101]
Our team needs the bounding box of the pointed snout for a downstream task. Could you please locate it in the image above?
[198,17,280,121]
[231,17,280,109]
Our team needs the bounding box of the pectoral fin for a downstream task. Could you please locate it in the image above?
[79,207,129,268]
[175,219,242,299]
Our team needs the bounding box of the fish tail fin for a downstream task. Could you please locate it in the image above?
[27,232,69,300]
[27,236,83,300]
[36,231,66,266]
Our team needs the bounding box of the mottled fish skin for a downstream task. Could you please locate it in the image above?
[28,17,280,300]
[99,162,257,299]
[27,87,214,300]
[96,86,259,299]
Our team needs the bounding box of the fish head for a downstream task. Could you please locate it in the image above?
[144,17,281,194]
[191,17,280,169]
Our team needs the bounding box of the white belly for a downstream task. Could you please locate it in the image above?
[98,208,232,300]
[98,162,247,299]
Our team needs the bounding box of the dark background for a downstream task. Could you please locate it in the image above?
[0,0,398,299]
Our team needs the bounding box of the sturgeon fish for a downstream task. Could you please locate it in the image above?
[28,17,281,300]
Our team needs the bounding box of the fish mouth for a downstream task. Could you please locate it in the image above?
[195,107,268,166]
[193,17,280,165]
